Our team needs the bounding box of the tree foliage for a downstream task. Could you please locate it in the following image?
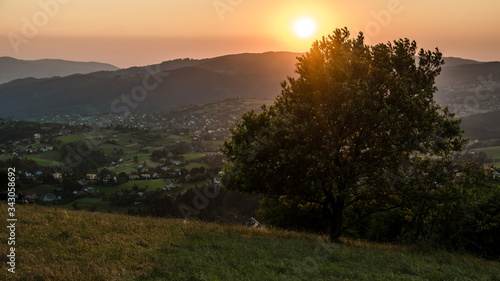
[222,28,466,241]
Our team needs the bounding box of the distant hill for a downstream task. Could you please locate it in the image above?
[0,52,499,140]
[461,110,500,140]
[434,61,500,121]
[0,57,119,84]
[0,52,300,118]
[440,57,482,67]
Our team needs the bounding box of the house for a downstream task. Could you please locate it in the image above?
[102,176,111,184]
[170,160,182,166]
[129,175,140,180]
[164,181,176,191]
[86,174,98,180]
[152,173,160,179]
[52,173,63,179]
[141,173,151,179]
[43,193,57,202]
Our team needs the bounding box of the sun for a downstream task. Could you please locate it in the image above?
[293,17,316,38]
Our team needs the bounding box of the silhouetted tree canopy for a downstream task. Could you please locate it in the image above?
[222,28,466,241]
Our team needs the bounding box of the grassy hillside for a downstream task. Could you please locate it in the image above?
[1,204,499,280]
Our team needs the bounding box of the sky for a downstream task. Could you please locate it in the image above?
[1,0,499,68]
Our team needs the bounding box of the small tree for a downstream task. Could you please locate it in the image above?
[222,28,466,241]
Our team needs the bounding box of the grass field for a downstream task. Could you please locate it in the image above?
[1,205,499,280]
[68,197,103,209]
[24,151,64,167]
[24,184,58,197]
[115,180,167,191]
[58,133,90,144]
[184,162,209,170]
[474,145,500,167]
[183,152,210,161]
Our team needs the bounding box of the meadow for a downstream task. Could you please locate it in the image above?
[474,145,500,167]
[1,204,499,281]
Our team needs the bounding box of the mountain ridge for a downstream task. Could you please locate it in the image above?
[0,56,119,85]
[0,52,499,124]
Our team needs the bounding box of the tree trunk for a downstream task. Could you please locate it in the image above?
[328,196,345,242]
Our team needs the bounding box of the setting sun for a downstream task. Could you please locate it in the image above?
[293,17,316,38]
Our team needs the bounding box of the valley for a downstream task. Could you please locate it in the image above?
[0,99,272,218]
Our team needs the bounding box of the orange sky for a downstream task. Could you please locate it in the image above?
[1,0,499,68]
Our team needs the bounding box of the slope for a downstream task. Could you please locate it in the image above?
[0,204,498,280]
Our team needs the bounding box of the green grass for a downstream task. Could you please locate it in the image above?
[24,156,64,167]
[58,133,90,144]
[111,165,137,174]
[115,180,166,191]
[474,146,500,167]
[184,162,209,170]
[168,134,192,143]
[183,152,210,161]
[474,146,500,158]
[61,197,103,209]
[24,151,64,166]
[23,184,57,198]
[1,205,499,281]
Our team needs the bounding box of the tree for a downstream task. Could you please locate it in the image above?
[222,28,466,241]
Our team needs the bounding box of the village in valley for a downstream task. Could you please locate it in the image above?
[0,99,269,218]
[2,98,500,222]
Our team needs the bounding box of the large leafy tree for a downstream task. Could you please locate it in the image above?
[222,28,466,241]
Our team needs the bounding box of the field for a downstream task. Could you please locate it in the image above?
[24,151,64,167]
[473,145,500,167]
[56,180,169,211]
[1,204,499,280]
[111,180,166,191]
